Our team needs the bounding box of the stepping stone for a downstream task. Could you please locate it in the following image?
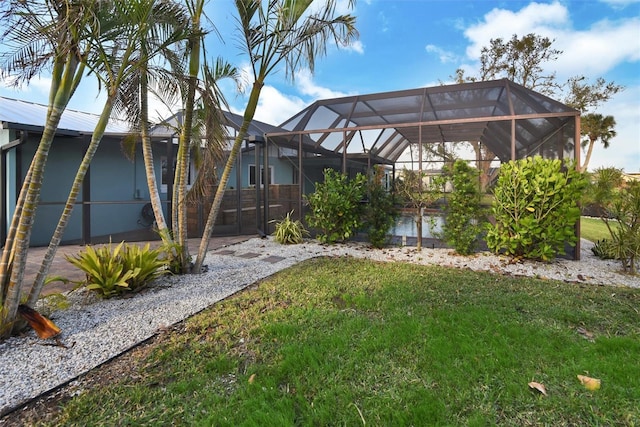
[215,250,236,256]
[237,252,260,259]
[262,255,285,263]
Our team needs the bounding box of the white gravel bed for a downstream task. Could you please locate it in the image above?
[0,237,638,416]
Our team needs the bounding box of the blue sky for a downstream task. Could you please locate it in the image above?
[1,0,639,172]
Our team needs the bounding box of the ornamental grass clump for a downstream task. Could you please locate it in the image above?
[271,211,309,244]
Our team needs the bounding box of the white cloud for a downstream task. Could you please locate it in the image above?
[251,85,308,126]
[335,0,358,16]
[295,69,351,99]
[237,62,254,93]
[425,44,457,63]
[343,39,365,54]
[464,1,569,59]
[463,2,640,80]
[0,75,52,100]
[459,2,640,173]
[378,11,390,33]
[599,0,640,6]
[553,18,640,78]
[27,77,53,97]
[244,69,356,126]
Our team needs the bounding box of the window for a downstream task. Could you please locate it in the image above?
[279,147,298,158]
[161,156,196,193]
[249,164,274,187]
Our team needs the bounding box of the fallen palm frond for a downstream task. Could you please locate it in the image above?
[17,304,61,339]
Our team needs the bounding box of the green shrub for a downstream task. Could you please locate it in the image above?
[587,168,640,273]
[305,169,367,244]
[441,160,486,255]
[156,228,191,274]
[271,211,309,244]
[67,242,167,298]
[486,156,587,261]
[363,166,398,248]
[607,181,640,273]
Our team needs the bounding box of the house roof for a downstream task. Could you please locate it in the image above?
[150,109,289,143]
[0,96,131,136]
[0,97,282,144]
[267,79,580,163]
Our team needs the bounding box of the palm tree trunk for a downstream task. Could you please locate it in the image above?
[0,54,82,337]
[581,138,596,172]
[0,163,33,301]
[173,3,203,273]
[26,96,116,306]
[193,81,263,272]
[174,87,197,273]
[139,68,169,234]
[2,99,68,336]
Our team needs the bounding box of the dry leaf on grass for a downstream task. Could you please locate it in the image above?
[248,373,256,384]
[528,381,547,396]
[576,327,595,341]
[577,374,601,391]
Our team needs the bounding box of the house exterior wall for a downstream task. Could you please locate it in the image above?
[12,134,169,246]
[88,139,164,240]
[227,146,297,189]
[20,134,84,246]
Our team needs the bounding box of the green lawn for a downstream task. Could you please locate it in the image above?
[42,257,639,426]
[581,216,616,243]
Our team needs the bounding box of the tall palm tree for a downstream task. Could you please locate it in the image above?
[158,0,240,274]
[192,0,359,272]
[580,113,617,172]
[164,0,208,273]
[26,0,192,307]
[0,0,97,337]
[118,1,192,267]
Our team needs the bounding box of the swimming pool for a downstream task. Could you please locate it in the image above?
[390,213,444,238]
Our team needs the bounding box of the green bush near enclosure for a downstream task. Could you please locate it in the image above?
[486,156,587,261]
[305,169,367,244]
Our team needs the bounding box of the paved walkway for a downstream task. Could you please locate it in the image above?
[23,235,252,297]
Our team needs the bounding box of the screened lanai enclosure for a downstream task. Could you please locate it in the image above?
[260,78,580,212]
[235,78,581,255]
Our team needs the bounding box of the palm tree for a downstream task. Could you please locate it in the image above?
[151,0,241,274]
[580,113,617,172]
[129,3,190,238]
[0,0,97,337]
[134,54,238,274]
[185,56,241,202]
[117,1,193,272]
[162,0,208,273]
[26,0,192,307]
[192,0,359,273]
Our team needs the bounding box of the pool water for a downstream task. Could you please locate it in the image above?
[390,214,444,238]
